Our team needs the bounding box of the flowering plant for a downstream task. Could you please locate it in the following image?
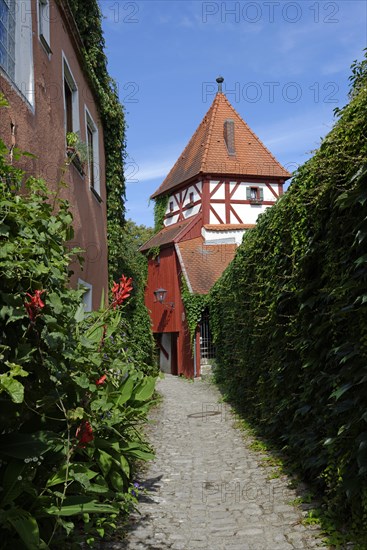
[0,142,158,547]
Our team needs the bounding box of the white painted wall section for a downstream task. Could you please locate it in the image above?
[202,227,247,246]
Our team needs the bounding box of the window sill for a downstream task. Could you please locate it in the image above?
[90,186,102,203]
[39,34,52,56]
[67,149,85,176]
[249,199,263,205]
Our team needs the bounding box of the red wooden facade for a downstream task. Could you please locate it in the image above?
[145,246,200,378]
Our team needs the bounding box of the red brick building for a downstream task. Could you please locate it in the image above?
[141,78,291,377]
[0,0,108,310]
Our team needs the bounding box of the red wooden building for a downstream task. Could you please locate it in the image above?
[141,78,291,377]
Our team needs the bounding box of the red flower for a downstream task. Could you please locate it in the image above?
[111,275,133,309]
[76,420,94,447]
[96,374,107,386]
[25,290,45,322]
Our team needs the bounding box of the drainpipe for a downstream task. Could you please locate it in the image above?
[193,332,197,378]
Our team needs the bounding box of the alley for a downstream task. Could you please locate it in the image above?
[117,375,328,550]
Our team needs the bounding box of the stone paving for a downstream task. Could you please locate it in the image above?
[106,375,329,550]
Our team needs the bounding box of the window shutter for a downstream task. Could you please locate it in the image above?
[246,187,251,200]
[259,188,264,201]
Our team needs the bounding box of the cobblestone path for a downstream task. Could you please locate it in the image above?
[117,375,328,550]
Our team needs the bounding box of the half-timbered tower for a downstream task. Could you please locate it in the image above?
[141,78,291,377]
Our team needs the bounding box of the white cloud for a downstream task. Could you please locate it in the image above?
[259,109,335,156]
[126,158,174,184]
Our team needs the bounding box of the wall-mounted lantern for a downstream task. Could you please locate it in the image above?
[153,288,174,309]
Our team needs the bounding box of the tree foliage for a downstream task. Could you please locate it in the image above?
[209,50,367,541]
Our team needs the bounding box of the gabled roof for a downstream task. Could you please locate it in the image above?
[139,219,192,252]
[176,237,237,294]
[151,92,291,199]
[140,214,203,253]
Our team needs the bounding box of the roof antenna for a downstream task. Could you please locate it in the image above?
[216,76,224,93]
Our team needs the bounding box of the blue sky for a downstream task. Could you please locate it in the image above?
[100,0,367,227]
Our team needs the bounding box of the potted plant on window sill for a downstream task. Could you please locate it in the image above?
[66,132,88,176]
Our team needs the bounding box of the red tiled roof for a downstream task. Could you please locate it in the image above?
[140,214,202,252]
[151,93,291,198]
[176,237,237,294]
[139,219,192,252]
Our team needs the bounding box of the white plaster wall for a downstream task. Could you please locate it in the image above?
[164,182,202,226]
[164,214,179,226]
[183,204,201,219]
[209,203,226,224]
[182,181,202,206]
[210,180,225,199]
[231,203,268,224]
[202,227,246,246]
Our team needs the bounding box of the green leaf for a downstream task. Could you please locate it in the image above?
[330,383,354,400]
[45,496,119,516]
[72,373,90,389]
[7,508,41,550]
[109,470,124,492]
[74,303,85,323]
[121,442,155,461]
[120,455,130,477]
[46,464,98,488]
[96,449,114,476]
[67,407,85,421]
[132,376,156,402]
[116,376,134,405]
[0,375,25,403]
[48,292,63,314]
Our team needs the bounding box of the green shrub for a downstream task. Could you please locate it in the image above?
[0,135,158,548]
[209,51,367,540]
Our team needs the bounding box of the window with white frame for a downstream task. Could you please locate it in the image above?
[0,0,15,80]
[0,0,34,106]
[78,279,92,312]
[85,107,100,197]
[38,0,51,53]
[63,55,79,136]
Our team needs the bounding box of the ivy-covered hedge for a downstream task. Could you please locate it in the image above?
[209,52,367,537]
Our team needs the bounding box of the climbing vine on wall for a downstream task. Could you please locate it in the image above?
[67,0,155,363]
[67,0,126,273]
[181,276,207,345]
[209,50,367,543]
[153,194,169,233]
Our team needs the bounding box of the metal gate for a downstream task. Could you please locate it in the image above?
[199,308,216,359]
